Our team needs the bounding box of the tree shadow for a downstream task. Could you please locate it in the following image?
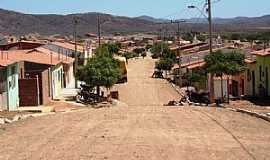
[244,96,270,106]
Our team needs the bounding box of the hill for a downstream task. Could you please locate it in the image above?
[0,8,269,36]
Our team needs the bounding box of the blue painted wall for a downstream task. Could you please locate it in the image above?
[6,63,19,111]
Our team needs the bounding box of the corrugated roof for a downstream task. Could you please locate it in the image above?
[51,41,84,52]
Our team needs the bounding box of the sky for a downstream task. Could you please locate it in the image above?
[1,0,270,19]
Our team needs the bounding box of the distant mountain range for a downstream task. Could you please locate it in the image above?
[136,15,270,26]
[0,8,269,36]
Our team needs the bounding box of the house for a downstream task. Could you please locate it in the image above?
[0,41,44,50]
[170,42,209,55]
[214,74,246,99]
[1,48,74,107]
[253,48,270,96]
[44,41,92,65]
[244,59,256,97]
[0,60,19,111]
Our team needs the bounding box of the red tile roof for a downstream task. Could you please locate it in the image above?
[0,47,74,67]
[253,48,270,56]
[0,59,15,67]
[244,59,256,64]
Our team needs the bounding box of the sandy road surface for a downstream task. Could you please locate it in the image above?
[0,57,270,160]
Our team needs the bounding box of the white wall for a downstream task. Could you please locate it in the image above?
[214,79,228,99]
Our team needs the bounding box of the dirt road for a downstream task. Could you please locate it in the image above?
[0,57,270,160]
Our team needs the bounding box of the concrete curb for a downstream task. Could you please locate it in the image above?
[0,107,89,125]
[226,107,270,123]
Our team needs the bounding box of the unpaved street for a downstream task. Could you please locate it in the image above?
[0,57,270,160]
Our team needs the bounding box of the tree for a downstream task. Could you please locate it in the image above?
[182,32,193,42]
[95,44,113,58]
[155,58,174,77]
[257,32,270,50]
[95,43,120,57]
[224,51,246,103]
[145,44,152,50]
[246,33,258,48]
[76,52,121,97]
[150,42,168,58]
[162,49,176,62]
[186,68,207,88]
[133,48,145,55]
[107,44,120,54]
[123,52,138,60]
[141,52,147,59]
[205,51,227,100]
[197,34,207,42]
[204,50,246,102]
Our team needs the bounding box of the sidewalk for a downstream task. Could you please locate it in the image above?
[0,100,86,125]
[224,100,270,122]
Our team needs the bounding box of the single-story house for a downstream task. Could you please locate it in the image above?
[0,47,74,107]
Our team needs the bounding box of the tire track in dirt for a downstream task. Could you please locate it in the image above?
[8,110,92,160]
[191,108,256,160]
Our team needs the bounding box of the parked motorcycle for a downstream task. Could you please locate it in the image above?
[76,84,95,104]
[188,91,210,106]
[76,84,107,104]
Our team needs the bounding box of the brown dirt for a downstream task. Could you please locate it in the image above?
[0,57,270,160]
[0,111,32,120]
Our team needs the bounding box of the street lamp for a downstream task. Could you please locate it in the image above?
[97,14,109,46]
[73,18,79,88]
[188,0,214,103]
[170,20,186,88]
[187,5,209,20]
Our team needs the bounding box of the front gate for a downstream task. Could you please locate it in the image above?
[19,78,40,106]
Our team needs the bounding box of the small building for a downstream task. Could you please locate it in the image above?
[244,59,256,97]
[0,41,44,50]
[1,48,74,106]
[253,48,270,96]
[45,41,91,65]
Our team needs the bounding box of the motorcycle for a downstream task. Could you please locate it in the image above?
[76,84,95,104]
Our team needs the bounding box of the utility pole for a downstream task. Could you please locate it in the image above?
[74,18,78,88]
[97,14,101,46]
[207,0,213,54]
[171,20,185,87]
[207,0,215,103]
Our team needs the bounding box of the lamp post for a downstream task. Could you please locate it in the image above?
[97,14,108,46]
[188,0,214,103]
[171,20,186,87]
[97,14,101,46]
[73,18,78,88]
